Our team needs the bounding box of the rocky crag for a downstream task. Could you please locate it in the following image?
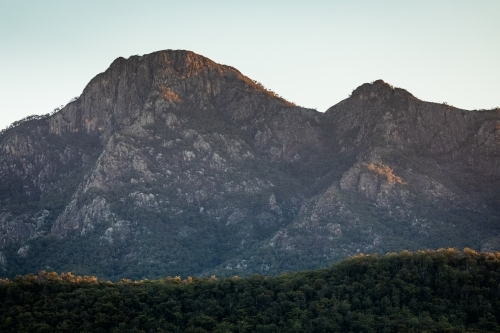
[0,50,499,279]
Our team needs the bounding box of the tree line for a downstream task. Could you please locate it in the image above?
[1,248,500,332]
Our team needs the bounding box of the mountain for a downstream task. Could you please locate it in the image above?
[0,50,499,280]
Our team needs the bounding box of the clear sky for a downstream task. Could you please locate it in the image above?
[1,0,499,130]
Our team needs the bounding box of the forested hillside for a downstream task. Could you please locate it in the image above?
[2,249,500,332]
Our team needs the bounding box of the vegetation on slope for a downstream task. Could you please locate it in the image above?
[1,249,500,332]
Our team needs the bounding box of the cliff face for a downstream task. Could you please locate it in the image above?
[0,51,498,279]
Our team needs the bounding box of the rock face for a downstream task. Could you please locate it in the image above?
[0,51,499,279]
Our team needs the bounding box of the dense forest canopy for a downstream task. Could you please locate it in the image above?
[1,248,500,332]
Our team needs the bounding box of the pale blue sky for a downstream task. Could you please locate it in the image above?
[1,1,499,129]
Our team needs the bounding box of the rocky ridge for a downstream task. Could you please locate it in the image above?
[0,50,499,279]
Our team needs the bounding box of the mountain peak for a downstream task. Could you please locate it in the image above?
[48,49,287,139]
[350,79,416,101]
[104,50,250,85]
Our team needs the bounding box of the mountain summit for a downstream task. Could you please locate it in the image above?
[0,50,499,279]
[49,50,294,140]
